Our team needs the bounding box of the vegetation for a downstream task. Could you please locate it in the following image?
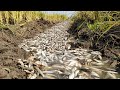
[43,13,67,22]
[0,11,68,25]
[71,11,120,32]
[69,11,120,61]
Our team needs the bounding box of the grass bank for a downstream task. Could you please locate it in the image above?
[69,11,120,64]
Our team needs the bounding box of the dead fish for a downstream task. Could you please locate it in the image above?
[69,72,75,79]
[91,71,100,79]
[110,60,117,68]
[43,74,57,79]
[24,70,32,74]
[41,51,46,57]
[93,59,101,63]
[80,67,91,73]
[105,72,116,79]
[65,66,72,70]
[28,74,37,79]
[34,61,42,65]
[98,55,102,60]
[34,61,48,67]
[28,62,33,68]
[85,54,92,59]
[74,70,79,77]
[89,67,102,75]
[74,77,80,79]
[103,60,110,64]
[78,75,87,79]
[19,65,33,71]
[34,66,45,77]
[68,60,78,67]
[62,56,67,61]
[51,64,65,70]
[56,70,63,74]
[65,43,71,50]
[43,70,56,74]
[68,67,78,79]
[79,71,90,78]
[91,51,101,56]
[23,59,29,63]
[28,56,35,61]
[86,59,92,62]
[24,65,28,68]
[59,60,64,63]
[72,67,77,72]
[18,59,24,66]
[78,76,84,79]
[91,62,104,66]
[105,71,117,74]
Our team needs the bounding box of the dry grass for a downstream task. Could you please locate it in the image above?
[43,13,67,23]
[0,11,68,25]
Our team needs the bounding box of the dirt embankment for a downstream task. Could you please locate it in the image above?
[0,19,55,79]
[68,19,120,72]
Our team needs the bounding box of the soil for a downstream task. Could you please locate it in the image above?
[0,19,55,79]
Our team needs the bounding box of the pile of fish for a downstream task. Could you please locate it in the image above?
[18,20,119,79]
[17,48,118,79]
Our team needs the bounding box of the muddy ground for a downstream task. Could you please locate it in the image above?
[0,19,55,79]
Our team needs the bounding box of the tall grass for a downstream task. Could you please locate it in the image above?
[69,11,120,52]
[43,13,67,23]
[0,11,68,25]
[71,11,120,33]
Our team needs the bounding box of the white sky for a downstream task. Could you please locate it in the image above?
[41,11,75,17]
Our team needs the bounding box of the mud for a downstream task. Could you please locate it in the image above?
[0,19,55,79]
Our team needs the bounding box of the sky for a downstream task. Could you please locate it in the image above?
[41,11,76,17]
